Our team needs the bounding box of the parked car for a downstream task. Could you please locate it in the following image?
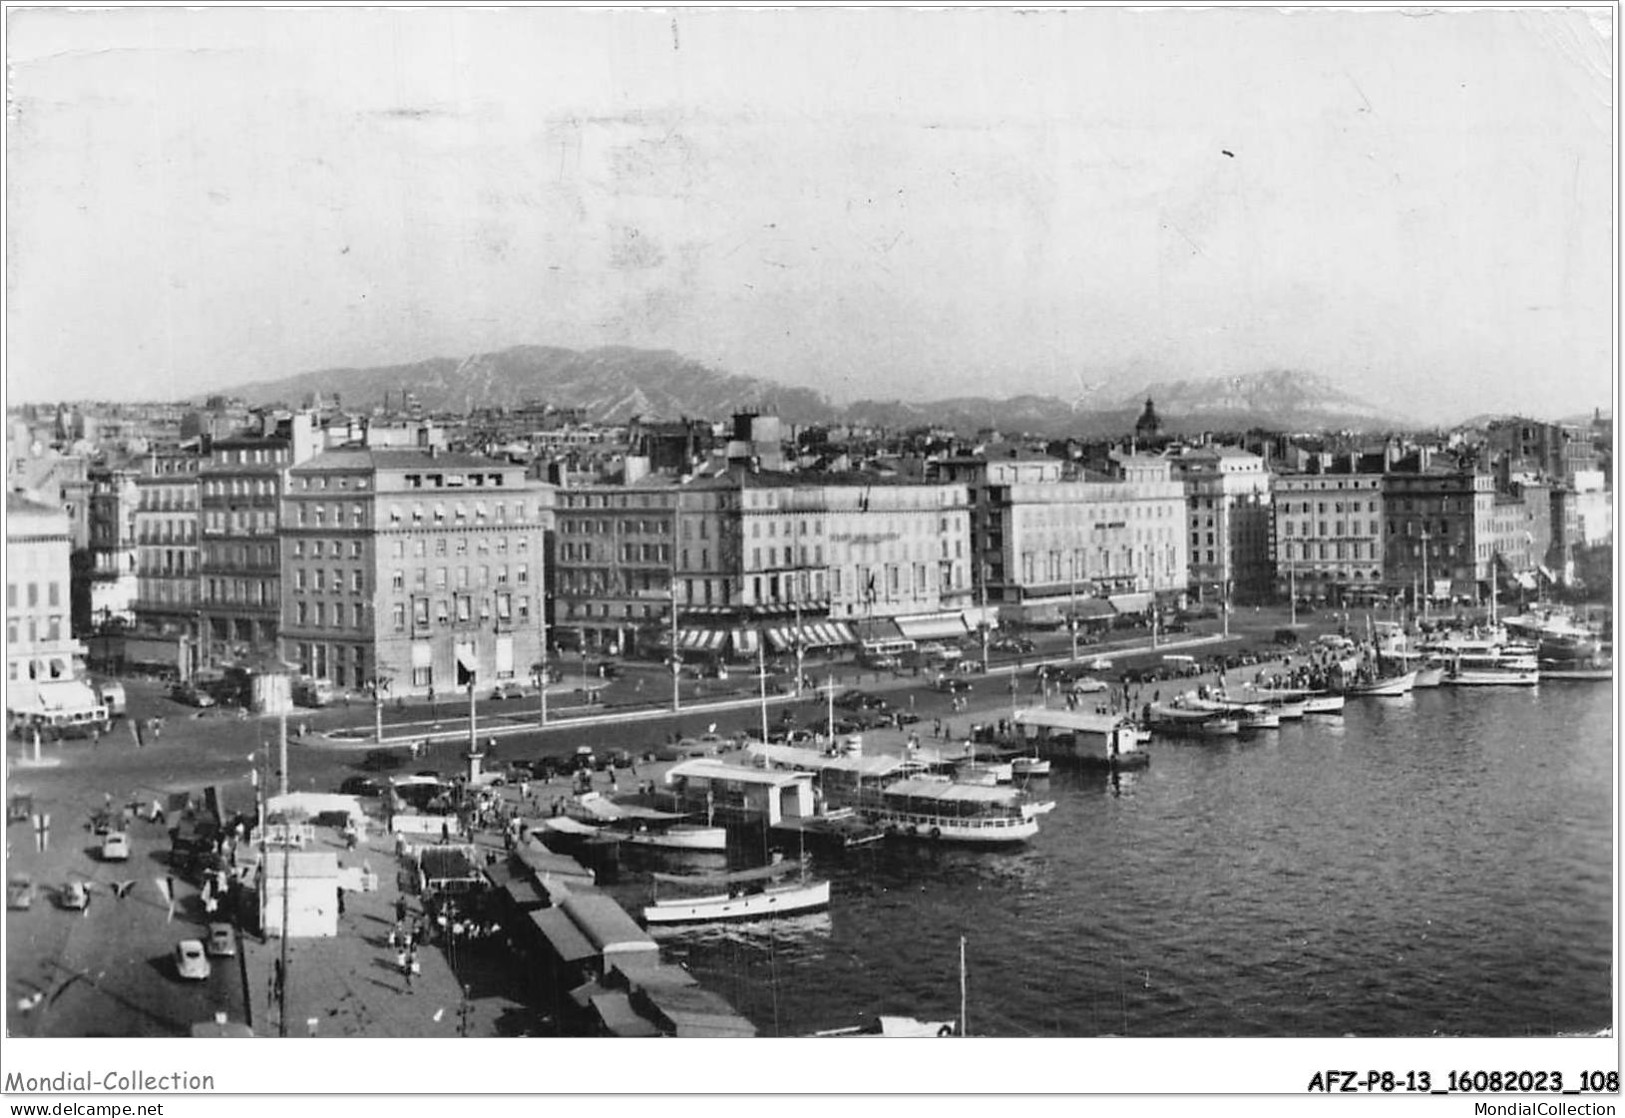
[361,749,404,771]
[992,636,1036,654]
[893,711,923,726]
[489,681,526,701]
[101,831,130,862]
[1274,628,1301,645]
[173,939,211,980]
[1069,675,1109,694]
[206,922,237,958]
[933,678,973,694]
[169,682,214,708]
[59,880,89,910]
[95,681,127,718]
[339,776,385,797]
[8,875,36,910]
[292,678,336,708]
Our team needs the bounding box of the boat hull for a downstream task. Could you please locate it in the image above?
[871,809,1039,844]
[643,880,831,925]
[1303,694,1345,715]
[618,825,730,851]
[1446,669,1539,686]
[1539,667,1613,681]
[1344,670,1417,697]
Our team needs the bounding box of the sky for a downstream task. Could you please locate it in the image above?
[4,6,1616,423]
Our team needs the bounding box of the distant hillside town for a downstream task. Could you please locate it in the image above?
[5,385,1613,712]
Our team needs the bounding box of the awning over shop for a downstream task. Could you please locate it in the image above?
[894,614,969,642]
[731,629,759,656]
[34,679,100,712]
[1538,565,1557,584]
[676,629,726,654]
[764,622,856,651]
[852,617,904,645]
[1067,599,1115,621]
[455,645,478,673]
[1108,593,1154,615]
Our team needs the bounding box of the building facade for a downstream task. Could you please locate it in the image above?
[1174,446,1274,605]
[1378,468,1495,605]
[1273,469,1388,605]
[551,481,678,654]
[83,461,142,631]
[279,448,550,697]
[129,449,204,677]
[6,493,85,707]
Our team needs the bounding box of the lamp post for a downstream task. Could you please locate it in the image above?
[367,668,393,745]
[668,582,681,713]
[1068,554,1079,663]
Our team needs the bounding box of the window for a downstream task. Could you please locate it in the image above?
[414,598,430,628]
[392,603,406,630]
[352,570,364,593]
[296,602,308,626]
[314,602,326,627]
[392,570,404,591]
[518,563,529,584]
[296,568,307,591]
[456,595,472,623]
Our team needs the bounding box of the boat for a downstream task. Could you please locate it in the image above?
[811,1016,958,1038]
[642,862,831,926]
[1412,660,1447,688]
[1010,755,1051,778]
[1242,689,1308,719]
[1021,798,1057,817]
[1342,669,1417,697]
[1301,691,1345,715]
[1146,701,1240,738]
[1185,695,1279,732]
[1444,650,1539,687]
[865,777,1040,844]
[615,821,730,852]
[1539,660,1613,682]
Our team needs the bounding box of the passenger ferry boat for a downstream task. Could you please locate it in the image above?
[1146,701,1240,738]
[1444,649,1540,687]
[864,777,1039,844]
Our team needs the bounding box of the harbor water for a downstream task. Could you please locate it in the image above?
[646,684,1614,1037]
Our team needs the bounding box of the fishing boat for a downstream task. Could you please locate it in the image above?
[866,777,1039,844]
[642,862,831,926]
[1243,688,1308,719]
[1342,669,1417,697]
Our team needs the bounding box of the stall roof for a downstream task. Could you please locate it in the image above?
[560,891,658,956]
[747,743,911,779]
[258,851,340,880]
[1013,708,1128,734]
[591,992,662,1038]
[529,907,597,964]
[894,613,969,641]
[514,841,596,883]
[666,759,813,788]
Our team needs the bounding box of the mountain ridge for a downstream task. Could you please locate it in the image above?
[219,345,1434,435]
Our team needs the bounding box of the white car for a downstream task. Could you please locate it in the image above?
[1069,675,1109,694]
[101,832,130,862]
[174,939,211,980]
[59,880,89,910]
[206,922,237,958]
[488,681,525,701]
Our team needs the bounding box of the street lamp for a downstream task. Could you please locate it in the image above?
[366,668,393,745]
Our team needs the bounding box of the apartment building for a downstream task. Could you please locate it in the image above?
[129,449,203,676]
[1272,468,1388,605]
[551,481,678,655]
[1174,446,1274,605]
[1379,468,1496,605]
[279,447,550,697]
[197,415,318,667]
[7,493,86,708]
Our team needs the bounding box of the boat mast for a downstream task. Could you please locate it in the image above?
[959,935,968,1038]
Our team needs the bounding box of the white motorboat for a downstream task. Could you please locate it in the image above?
[1445,651,1539,687]
[615,821,730,851]
[1342,669,1417,697]
[1011,755,1051,778]
[1302,692,1345,715]
[1147,701,1240,738]
[643,862,831,925]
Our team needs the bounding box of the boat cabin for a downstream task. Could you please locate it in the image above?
[662,759,816,827]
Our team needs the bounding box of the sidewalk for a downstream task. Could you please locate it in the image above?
[238,826,533,1038]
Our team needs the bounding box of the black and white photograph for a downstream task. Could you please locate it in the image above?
[1,2,1617,1108]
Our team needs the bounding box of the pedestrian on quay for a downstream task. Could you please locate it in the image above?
[336,887,346,919]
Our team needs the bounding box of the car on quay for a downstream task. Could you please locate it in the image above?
[991,636,1036,654]
[8,875,36,910]
[59,880,89,911]
[206,922,237,958]
[174,939,211,981]
[101,831,130,862]
[169,682,215,708]
[338,776,386,798]
[489,681,526,702]
[835,690,889,711]
[361,748,404,771]
[933,678,973,694]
